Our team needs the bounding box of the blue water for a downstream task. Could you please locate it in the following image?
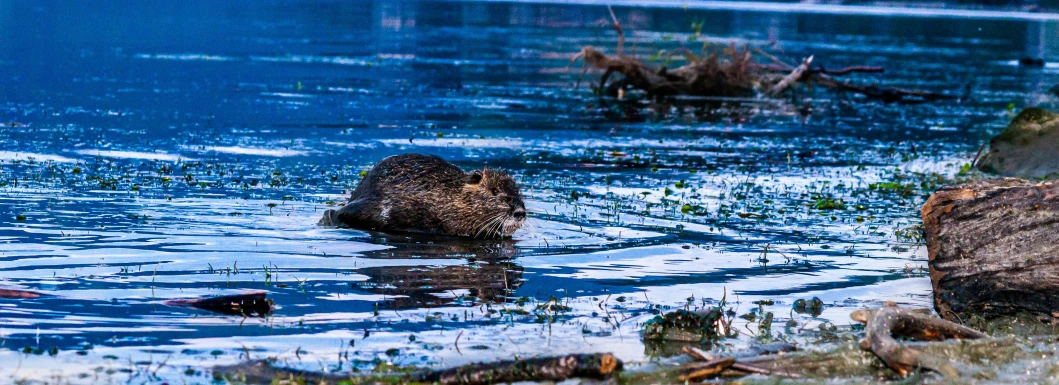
[1,1,1058,383]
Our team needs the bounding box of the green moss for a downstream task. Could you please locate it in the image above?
[642,308,722,342]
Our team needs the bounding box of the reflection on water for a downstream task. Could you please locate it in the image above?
[357,236,524,309]
[1,0,1058,382]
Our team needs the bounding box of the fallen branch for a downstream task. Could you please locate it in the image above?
[214,360,350,385]
[415,353,622,384]
[851,304,987,378]
[0,288,42,299]
[760,64,885,75]
[682,346,796,377]
[217,353,621,385]
[607,5,625,57]
[678,357,734,382]
[811,72,958,103]
[768,56,813,97]
[165,291,274,317]
[570,18,956,104]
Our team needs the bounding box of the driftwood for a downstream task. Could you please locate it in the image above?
[922,178,1059,321]
[767,56,813,97]
[0,288,42,299]
[851,304,987,377]
[682,346,798,378]
[165,291,274,317]
[415,353,622,384]
[571,11,958,104]
[678,357,734,382]
[214,360,350,385]
[215,354,622,385]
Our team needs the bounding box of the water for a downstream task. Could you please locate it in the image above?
[2,1,1058,383]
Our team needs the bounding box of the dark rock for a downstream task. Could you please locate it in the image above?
[977,108,1059,179]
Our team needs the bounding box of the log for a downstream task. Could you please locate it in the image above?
[922,178,1059,321]
[214,360,350,385]
[215,354,622,385]
[415,353,622,384]
[0,288,42,299]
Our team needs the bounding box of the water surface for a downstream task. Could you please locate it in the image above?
[2,1,1058,383]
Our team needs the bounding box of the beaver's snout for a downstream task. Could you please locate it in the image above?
[512,207,526,220]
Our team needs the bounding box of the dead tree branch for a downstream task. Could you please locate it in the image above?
[851,304,987,378]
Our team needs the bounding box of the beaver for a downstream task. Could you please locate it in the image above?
[319,154,526,238]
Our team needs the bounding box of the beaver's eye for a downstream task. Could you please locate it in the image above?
[490,187,499,196]
[466,171,483,185]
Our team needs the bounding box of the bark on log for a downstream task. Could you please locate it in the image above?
[922,178,1059,321]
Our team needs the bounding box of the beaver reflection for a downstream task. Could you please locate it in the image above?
[355,234,524,309]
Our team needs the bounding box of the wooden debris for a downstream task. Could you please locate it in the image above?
[415,353,622,385]
[682,346,791,377]
[768,56,813,96]
[570,14,958,104]
[217,353,622,385]
[678,357,734,382]
[0,288,42,299]
[922,178,1059,320]
[852,304,987,378]
[214,360,349,385]
[165,291,273,317]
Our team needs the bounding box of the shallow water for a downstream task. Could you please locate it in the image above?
[2,1,1059,383]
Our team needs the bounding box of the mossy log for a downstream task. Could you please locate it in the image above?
[922,178,1059,321]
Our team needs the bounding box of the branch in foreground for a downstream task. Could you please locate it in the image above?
[851,304,987,378]
[415,353,622,385]
[215,353,623,385]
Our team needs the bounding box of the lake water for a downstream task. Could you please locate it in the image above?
[2,1,1058,382]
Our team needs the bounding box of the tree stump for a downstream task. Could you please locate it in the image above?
[922,178,1059,321]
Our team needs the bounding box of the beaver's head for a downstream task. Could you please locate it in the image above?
[455,168,526,238]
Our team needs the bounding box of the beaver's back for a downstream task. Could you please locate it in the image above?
[351,154,466,200]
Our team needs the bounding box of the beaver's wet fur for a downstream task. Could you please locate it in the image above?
[320,154,526,238]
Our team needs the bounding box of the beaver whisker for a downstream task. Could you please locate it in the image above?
[492,215,507,238]
[485,214,504,239]
[467,213,496,238]
[475,213,505,239]
[475,216,500,239]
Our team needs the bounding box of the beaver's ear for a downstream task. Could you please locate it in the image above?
[465,170,483,185]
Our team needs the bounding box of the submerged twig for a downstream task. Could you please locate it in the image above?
[165,291,274,317]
